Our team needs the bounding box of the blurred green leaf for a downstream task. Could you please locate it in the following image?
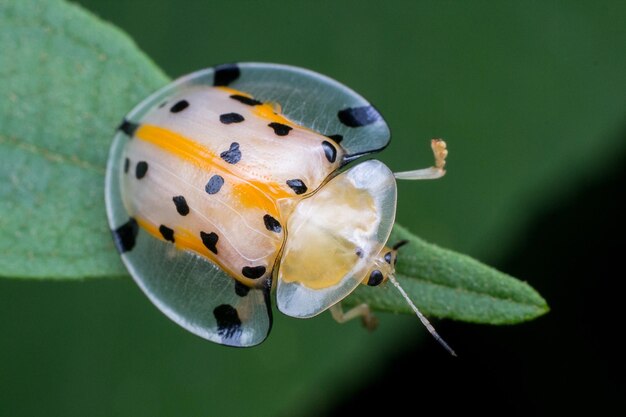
[0,0,168,279]
[3,1,626,417]
[346,224,548,323]
[0,0,547,327]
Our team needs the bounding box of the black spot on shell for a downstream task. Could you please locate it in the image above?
[338,105,381,127]
[230,94,262,106]
[384,251,392,264]
[235,281,251,297]
[170,100,189,113]
[200,231,219,254]
[327,134,343,143]
[220,142,241,164]
[322,141,337,163]
[123,158,130,173]
[268,122,292,136]
[159,225,175,243]
[112,218,138,253]
[263,214,282,233]
[220,112,245,124]
[135,161,148,179]
[355,247,364,258]
[367,270,384,286]
[213,64,241,86]
[242,265,266,279]
[118,119,139,136]
[172,195,190,216]
[205,175,224,194]
[213,304,242,340]
[286,179,307,195]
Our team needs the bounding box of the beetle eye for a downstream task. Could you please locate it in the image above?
[367,270,385,286]
[384,251,392,264]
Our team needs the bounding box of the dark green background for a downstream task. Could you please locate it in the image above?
[2,1,625,416]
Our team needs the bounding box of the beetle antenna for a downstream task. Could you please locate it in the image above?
[392,240,409,250]
[394,139,448,180]
[388,274,457,357]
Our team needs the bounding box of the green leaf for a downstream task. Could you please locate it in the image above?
[0,0,547,326]
[0,0,168,279]
[345,224,549,324]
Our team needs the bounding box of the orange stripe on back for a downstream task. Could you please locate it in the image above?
[135,124,292,209]
[136,124,215,170]
[135,217,243,283]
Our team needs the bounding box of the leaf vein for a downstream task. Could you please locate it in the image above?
[0,133,105,174]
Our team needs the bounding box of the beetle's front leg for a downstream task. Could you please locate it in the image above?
[329,302,378,331]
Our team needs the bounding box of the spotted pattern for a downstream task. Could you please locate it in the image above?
[123,158,130,173]
[355,247,364,258]
[159,225,175,243]
[268,122,292,136]
[135,161,148,179]
[112,218,138,253]
[234,281,251,297]
[118,119,138,136]
[213,63,240,86]
[263,214,282,233]
[286,179,307,195]
[338,105,381,127]
[205,175,224,194]
[117,76,361,317]
[220,112,245,124]
[242,266,266,279]
[170,100,189,113]
[367,270,384,286]
[213,304,242,340]
[230,94,262,106]
[220,142,242,164]
[200,231,219,254]
[172,195,190,216]
[321,141,337,163]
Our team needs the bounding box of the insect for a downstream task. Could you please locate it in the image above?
[105,63,453,354]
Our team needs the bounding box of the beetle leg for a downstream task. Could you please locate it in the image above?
[330,302,379,331]
[393,139,448,180]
